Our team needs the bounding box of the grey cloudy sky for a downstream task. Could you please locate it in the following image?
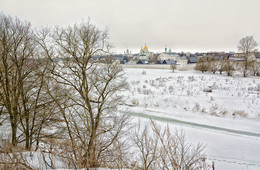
[1,0,260,53]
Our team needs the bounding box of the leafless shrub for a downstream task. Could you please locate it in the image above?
[132,121,209,169]
[131,80,140,85]
[0,140,35,169]
[210,104,219,116]
[201,108,207,113]
[203,88,212,93]
[184,107,189,111]
[219,109,228,116]
[187,90,193,96]
[193,103,201,112]
[132,123,159,170]
[188,75,196,82]
[149,80,155,86]
[168,85,174,93]
[142,88,153,95]
[232,110,248,118]
[151,121,209,170]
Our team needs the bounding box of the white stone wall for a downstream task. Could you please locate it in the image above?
[121,64,195,70]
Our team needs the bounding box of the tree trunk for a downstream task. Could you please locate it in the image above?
[88,129,98,167]
[25,113,30,150]
[10,119,17,146]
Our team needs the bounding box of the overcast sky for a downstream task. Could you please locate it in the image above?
[1,0,260,53]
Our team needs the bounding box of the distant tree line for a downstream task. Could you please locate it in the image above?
[195,36,259,77]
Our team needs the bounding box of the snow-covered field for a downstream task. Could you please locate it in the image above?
[122,68,260,170]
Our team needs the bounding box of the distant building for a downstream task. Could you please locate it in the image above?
[137,59,149,64]
[255,52,260,58]
[157,46,180,61]
[178,56,188,71]
[124,48,133,58]
[157,59,176,65]
[158,53,180,61]
[188,56,199,64]
[120,60,127,64]
[139,44,155,61]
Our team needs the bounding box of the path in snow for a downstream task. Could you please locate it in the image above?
[123,110,260,138]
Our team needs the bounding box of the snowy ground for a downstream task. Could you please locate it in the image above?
[122,68,260,170]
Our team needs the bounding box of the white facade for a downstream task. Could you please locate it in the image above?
[178,57,188,71]
[158,53,180,61]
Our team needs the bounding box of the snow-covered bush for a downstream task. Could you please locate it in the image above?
[168,85,174,93]
[188,75,196,82]
[193,103,201,112]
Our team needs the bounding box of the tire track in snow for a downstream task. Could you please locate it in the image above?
[207,155,260,168]
[123,111,260,138]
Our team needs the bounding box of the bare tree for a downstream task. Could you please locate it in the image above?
[170,64,177,72]
[132,123,158,170]
[0,14,36,148]
[151,121,209,170]
[237,36,258,77]
[47,21,130,168]
[223,59,235,76]
[208,58,218,74]
[0,14,58,150]
[195,58,208,73]
[218,60,226,75]
[0,14,28,146]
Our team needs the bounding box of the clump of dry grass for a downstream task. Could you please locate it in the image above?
[203,88,212,93]
[219,109,228,116]
[131,99,139,106]
[232,110,248,118]
[201,108,207,113]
